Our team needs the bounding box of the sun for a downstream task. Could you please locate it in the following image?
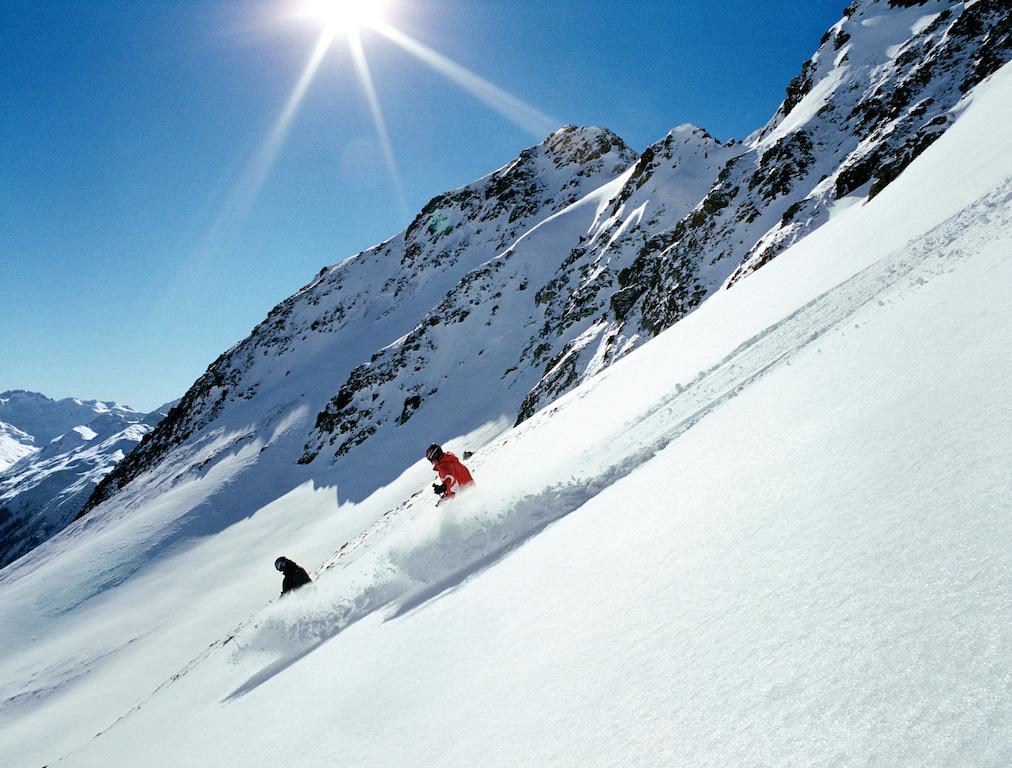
[298,0,387,33]
[215,0,554,245]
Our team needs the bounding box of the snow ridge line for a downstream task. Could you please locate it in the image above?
[320,490,425,573]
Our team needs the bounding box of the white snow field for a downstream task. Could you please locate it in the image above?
[2,62,1011,768]
[0,423,35,474]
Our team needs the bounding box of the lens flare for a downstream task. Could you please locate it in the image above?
[347,29,408,216]
[204,27,337,250]
[196,3,557,265]
[372,20,558,138]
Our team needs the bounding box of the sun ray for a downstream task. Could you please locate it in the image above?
[372,20,559,138]
[347,29,408,218]
[192,7,558,268]
[201,26,338,256]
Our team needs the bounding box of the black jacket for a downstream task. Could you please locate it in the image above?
[281,562,312,595]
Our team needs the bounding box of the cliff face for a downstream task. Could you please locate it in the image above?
[299,123,734,461]
[304,0,1010,459]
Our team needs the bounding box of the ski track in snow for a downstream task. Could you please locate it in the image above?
[593,179,1011,484]
[92,179,1010,732]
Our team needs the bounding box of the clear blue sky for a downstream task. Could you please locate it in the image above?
[1,0,844,411]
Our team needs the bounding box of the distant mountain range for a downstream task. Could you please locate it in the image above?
[0,390,174,567]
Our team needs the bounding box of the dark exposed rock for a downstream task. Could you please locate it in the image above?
[783,59,817,116]
[749,131,815,202]
[85,125,637,501]
[397,395,422,425]
[609,285,646,321]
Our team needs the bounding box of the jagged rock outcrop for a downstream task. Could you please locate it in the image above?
[618,0,1011,341]
[306,1,1011,450]
[299,124,733,461]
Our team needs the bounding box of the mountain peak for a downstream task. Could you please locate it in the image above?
[669,123,707,137]
[541,124,637,169]
[0,390,140,443]
[80,0,1012,519]
[0,389,48,402]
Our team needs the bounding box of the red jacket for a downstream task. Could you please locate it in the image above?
[433,452,474,499]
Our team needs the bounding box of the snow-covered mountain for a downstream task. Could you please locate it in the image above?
[0,391,171,568]
[81,126,638,511]
[0,389,140,445]
[1,2,1010,765]
[84,0,1010,518]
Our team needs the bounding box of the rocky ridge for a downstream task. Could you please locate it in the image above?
[624,0,1011,337]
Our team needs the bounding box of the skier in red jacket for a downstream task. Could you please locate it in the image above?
[426,443,474,501]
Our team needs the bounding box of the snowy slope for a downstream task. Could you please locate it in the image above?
[298,124,735,456]
[0,422,35,473]
[0,394,170,568]
[1,49,1010,768]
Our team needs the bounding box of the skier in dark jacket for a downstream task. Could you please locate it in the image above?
[426,443,474,502]
[275,556,312,596]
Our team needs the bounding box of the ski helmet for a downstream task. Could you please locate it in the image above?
[425,443,443,462]
[274,556,288,572]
